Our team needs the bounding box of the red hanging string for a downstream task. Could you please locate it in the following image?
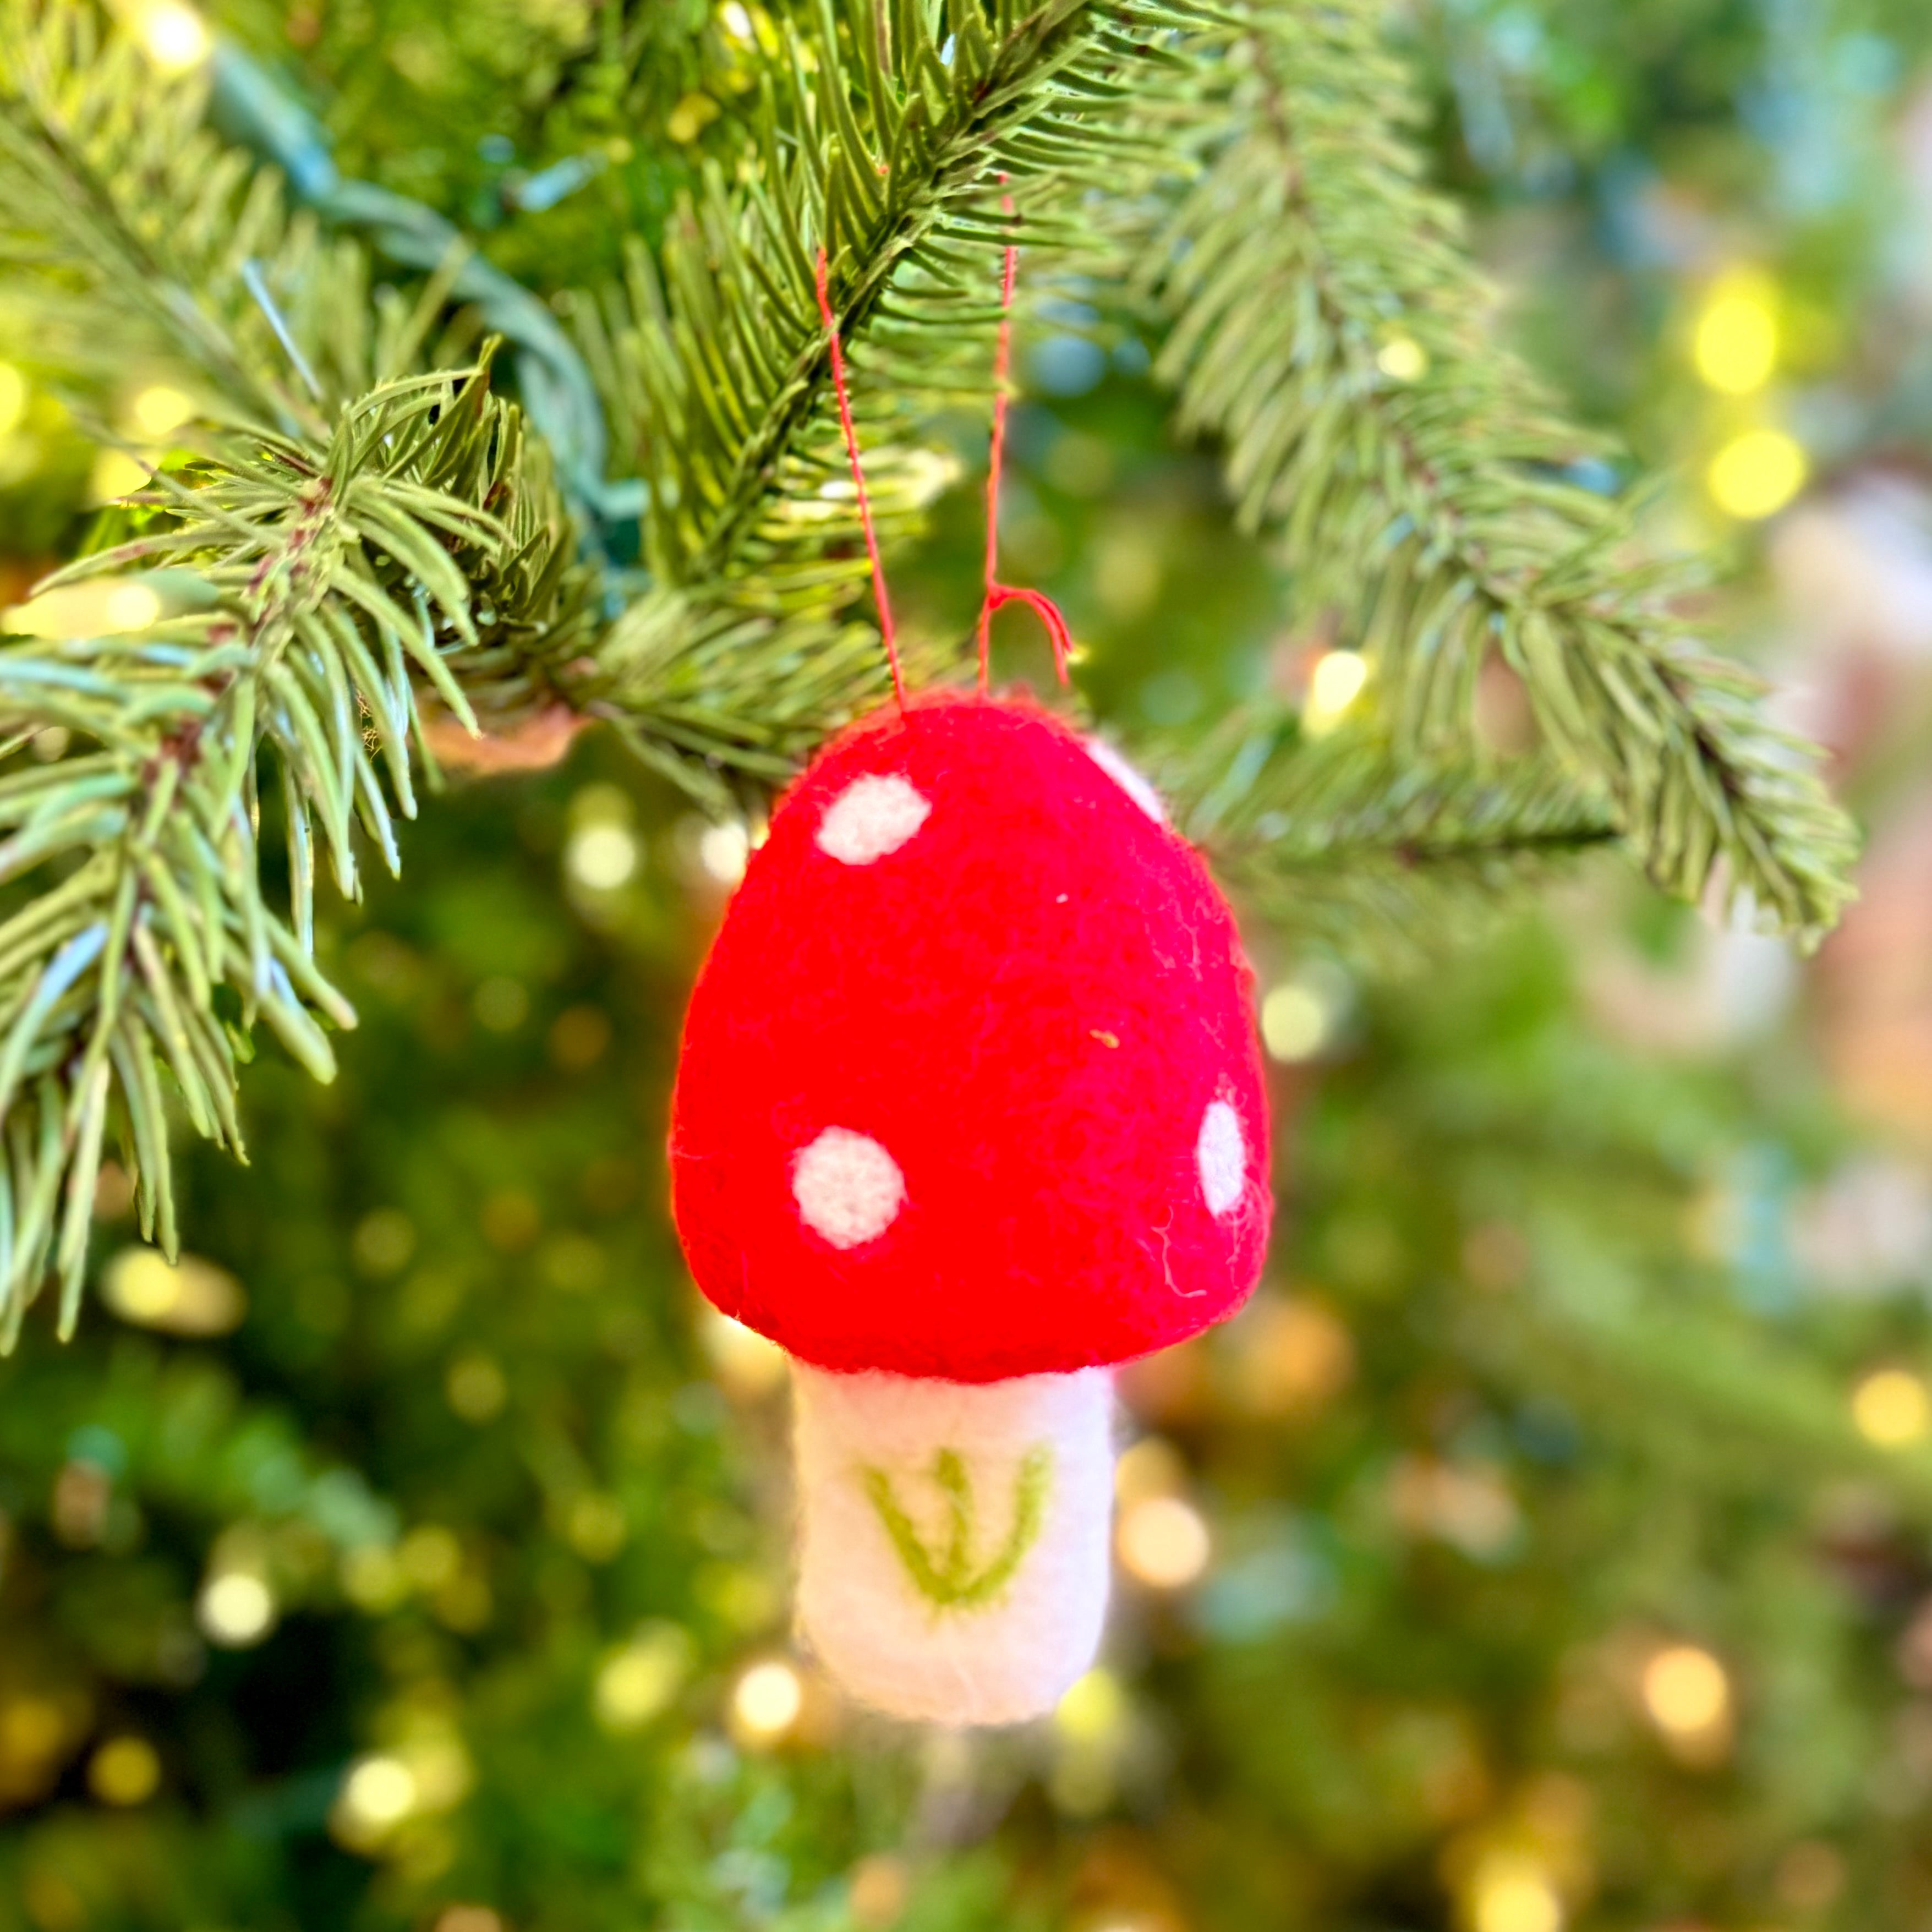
[976,211,1019,694]
[813,215,1074,715]
[814,248,907,714]
[976,196,1072,692]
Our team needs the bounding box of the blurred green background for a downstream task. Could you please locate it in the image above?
[11,3,1932,1930]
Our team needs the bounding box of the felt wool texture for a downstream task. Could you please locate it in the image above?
[671,689,1273,1381]
[792,1360,1114,1725]
[1082,735,1167,824]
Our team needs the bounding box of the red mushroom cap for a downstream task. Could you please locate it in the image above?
[669,691,1271,1382]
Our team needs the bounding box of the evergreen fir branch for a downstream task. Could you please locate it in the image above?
[1475,1235,1932,1523]
[0,355,592,1345]
[589,587,940,813]
[1137,0,1859,945]
[0,0,380,426]
[207,42,641,534]
[0,0,1868,1334]
[565,0,1217,786]
[1160,709,1617,954]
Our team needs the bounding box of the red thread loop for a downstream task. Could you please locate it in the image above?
[814,248,907,713]
[976,196,1073,694]
[983,586,1072,685]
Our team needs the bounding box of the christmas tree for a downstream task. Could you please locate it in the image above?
[1,0,1928,1926]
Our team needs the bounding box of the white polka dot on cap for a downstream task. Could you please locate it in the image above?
[792,1127,907,1247]
[1196,1099,1245,1218]
[817,774,932,864]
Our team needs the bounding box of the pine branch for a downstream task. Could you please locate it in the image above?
[1156,708,1618,955]
[589,589,964,813]
[206,42,639,533]
[0,354,592,1343]
[0,0,1867,1339]
[1133,0,1859,945]
[1477,1236,1932,1524]
[1,0,388,426]
[566,0,1212,794]
[609,0,1184,590]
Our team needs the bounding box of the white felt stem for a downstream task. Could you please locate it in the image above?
[792,1360,1114,1726]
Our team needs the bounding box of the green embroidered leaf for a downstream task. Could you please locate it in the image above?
[863,1444,1053,1612]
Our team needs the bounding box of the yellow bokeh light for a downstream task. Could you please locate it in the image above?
[1641,1644,1730,1737]
[338,1753,418,1829]
[198,1570,276,1648]
[698,820,751,884]
[103,584,162,633]
[1471,1862,1563,1932]
[102,1246,246,1336]
[667,91,720,145]
[133,1,212,72]
[698,1305,789,1398]
[1304,649,1370,735]
[1694,273,1778,395]
[566,822,639,891]
[1116,1493,1211,1589]
[1114,1435,1186,1506]
[1261,980,1330,1061]
[401,1735,473,1811]
[472,976,528,1034]
[129,385,194,438]
[1054,1667,1126,1745]
[1706,429,1807,521]
[594,1625,691,1732]
[1,1696,68,1769]
[6,582,154,641]
[90,449,152,504]
[89,1735,161,1806]
[0,364,26,439]
[1853,1368,1931,1448]
[731,1660,803,1741]
[1311,648,1370,714]
[1227,1293,1356,1417]
[1377,336,1429,382]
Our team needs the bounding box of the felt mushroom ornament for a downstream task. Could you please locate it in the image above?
[666,248,1273,1726]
